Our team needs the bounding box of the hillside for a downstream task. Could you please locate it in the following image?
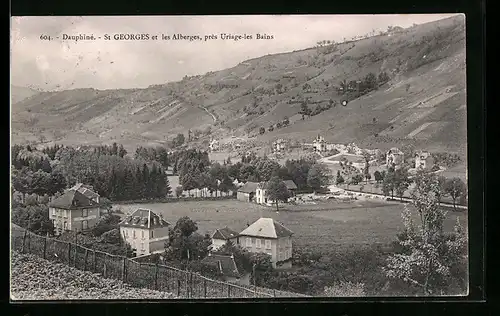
[11,85,41,105]
[11,15,466,156]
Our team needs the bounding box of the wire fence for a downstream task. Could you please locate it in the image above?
[11,229,278,299]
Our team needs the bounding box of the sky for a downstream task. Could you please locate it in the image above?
[11,14,459,91]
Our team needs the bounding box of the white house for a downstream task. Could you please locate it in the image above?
[119,208,170,257]
[272,139,287,153]
[414,151,434,170]
[211,226,239,250]
[255,180,297,205]
[386,147,404,168]
[209,139,220,152]
[313,135,327,152]
[238,218,293,269]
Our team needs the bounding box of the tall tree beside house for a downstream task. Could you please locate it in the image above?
[164,216,211,263]
[394,168,411,201]
[336,170,345,185]
[444,178,467,210]
[383,170,467,295]
[382,168,396,199]
[122,167,136,200]
[307,163,331,193]
[266,176,290,212]
[363,159,371,184]
[374,170,383,183]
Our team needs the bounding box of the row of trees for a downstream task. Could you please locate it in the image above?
[338,71,391,97]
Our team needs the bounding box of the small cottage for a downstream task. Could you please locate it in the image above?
[313,135,327,152]
[255,180,298,204]
[386,147,404,168]
[211,226,239,250]
[202,252,251,285]
[236,181,259,202]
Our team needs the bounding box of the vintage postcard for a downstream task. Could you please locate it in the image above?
[10,14,468,300]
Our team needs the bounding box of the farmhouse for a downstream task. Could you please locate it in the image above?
[119,208,170,257]
[238,217,293,269]
[272,138,287,153]
[209,139,220,152]
[313,135,327,152]
[237,181,259,202]
[49,185,102,236]
[414,151,434,170]
[255,180,297,204]
[386,147,404,169]
[202,252,251,285]
[211,226,239,250]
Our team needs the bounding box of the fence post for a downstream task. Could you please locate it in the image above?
[273,289,276,297]
[204,278,207,298]
[21,230,27,253]
[43,236,47,259]
[177,279,181,297]
[154,264,159,290]
[84,249,89,271]
[104,262,107,278]
[67,243,71,265]
[73,244,78,268]
[228,283,231,298]
[122,257,127,282]
[93,250,97,272]
[27,233,31,252]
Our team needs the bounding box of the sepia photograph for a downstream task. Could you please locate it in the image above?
[10,14,468,300]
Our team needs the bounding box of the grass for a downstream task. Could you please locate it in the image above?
[114,199,467,251]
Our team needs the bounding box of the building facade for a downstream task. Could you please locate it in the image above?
[236,181,258,202]
[209,139,220,152]
[255,180,297,205]
[313,135,327,152]
[238,218,293,269]
[272,139,287,153]
[386,147,405,168]
[119,208,170,256]
[414,151,434,170]
[211,227,239,250]
[49,186,102,236]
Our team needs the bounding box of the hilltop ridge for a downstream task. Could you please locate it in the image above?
[11,15,466,155]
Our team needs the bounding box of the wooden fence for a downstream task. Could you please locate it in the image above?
[11,229,275,299]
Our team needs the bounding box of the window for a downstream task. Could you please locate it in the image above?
[141,230,145,239]
[81,209,88,217]
[246,238,252,247]
[51,208,56,216]
[82,220,88,230]
[256,238,261,248]
[265,240,271,249]
[133,230,136,239]
[63,222,67,230]
[141,242,145,251]
[150,230,154,239]
[279,250,283,261]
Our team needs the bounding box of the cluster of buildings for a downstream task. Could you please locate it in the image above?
[48,182,295,286]
[385,147,435,170]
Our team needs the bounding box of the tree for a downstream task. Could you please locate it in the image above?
[12,203,54,236]
[383,171,467,295]
[382,169,396,199]
[363,72,378,92]
[444,178,466,210]
[374,170,383,183]
[394,168,411,201]
[307,163,331,193]
[164,217,210,262]
[336,170,345,185]
[259,127,266,135]
[265,176,290,212]
[172,133,185,148]
[378,71,390,85]
[175,186,184,197]
[324,281,366,297]
[363,161,371,183]
[351,174,364,185]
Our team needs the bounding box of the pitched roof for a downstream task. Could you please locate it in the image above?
[211,227,239,240]
[237,181,259,193]
[239,217,293,239]
[119,208,170,229]
[387,147,403,155]
[49,190,100,210]
[415,151,431,159]
[70,183,100,200]
[283,180,298,190]
[202,253,241,278]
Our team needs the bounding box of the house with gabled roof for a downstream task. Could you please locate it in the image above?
[238,217,293,269]
[211,226,239,250]
[236,181,259,202]
[255,180,298,205]
[386,147,404,169]
[69,183,100,203]
[202,252,251,285]
[414,151,434,170]
[119,208,170,256]
[49,188,102,235]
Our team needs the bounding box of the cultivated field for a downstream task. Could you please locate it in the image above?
[115,199,466,251]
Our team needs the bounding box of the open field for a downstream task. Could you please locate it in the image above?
[115,199,466,251]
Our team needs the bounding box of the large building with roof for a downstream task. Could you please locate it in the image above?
[238,217,294,269]
[48,184,102,235]
[119,208,171,256]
